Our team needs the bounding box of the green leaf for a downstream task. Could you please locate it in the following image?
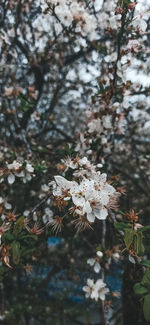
[135,232,145,256]
[114,222,131,231]
[8,151,16,160]
[118,210,125,215]
[98,80,105,93]
[22,105,30,112]
[33,164,47,172]
[142,269,150,290]
[143,294,150,321]
[134,283,149,295]
[2,232,14,242]
[140,260,150,268]
[18,233,38,241]
[13,216,25,237]
[21,247,36,257]
[11,241,20,264]
[124,229,134,249]
[18,95,34,112]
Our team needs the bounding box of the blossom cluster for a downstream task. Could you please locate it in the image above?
[42,0,98,39]
[6,160,34,184]
[74,103,127,157]
[41,0,149,40]
[51,157,119,224]
[40,0,122,42]
[87,250,103,273]
[87,247,120,273]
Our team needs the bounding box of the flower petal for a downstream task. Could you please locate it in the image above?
[95,207,108,220]
[8,174,15,184]
[94,262,101,273]
[87,258,95,266]
[87,212,95,223]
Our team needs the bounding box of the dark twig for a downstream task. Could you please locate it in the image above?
[29,193,51,217]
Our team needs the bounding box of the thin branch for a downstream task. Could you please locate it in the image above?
[29,193,51,217]
[13,108,32,154]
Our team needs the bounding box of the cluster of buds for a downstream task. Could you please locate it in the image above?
[125,209,139,223]
[0,244,12,269]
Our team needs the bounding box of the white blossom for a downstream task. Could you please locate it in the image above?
[7,160,34,184]
[88,119,102,133]
[26,163,34,173]
[83,278,109,301]
[7,160,22,171]
[132,16,147,32]
[4,202,12,210]
[102,115,112,129]
[55,5,73,27]
[93,0,103,12]
[112,252,120,261]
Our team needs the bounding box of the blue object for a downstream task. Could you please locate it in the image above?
[47,236,64,247]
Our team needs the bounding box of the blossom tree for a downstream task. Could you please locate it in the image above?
[0,0,150,324]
